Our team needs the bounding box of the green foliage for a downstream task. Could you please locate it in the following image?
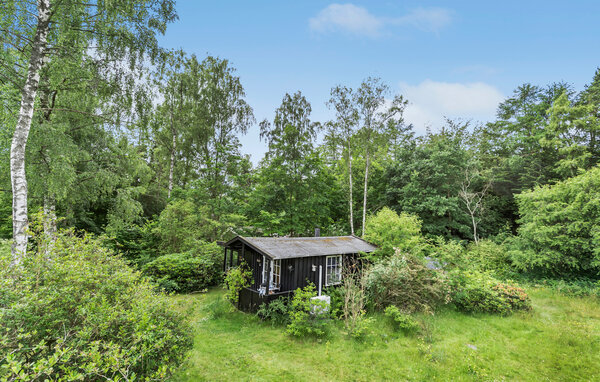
[530,278,600,298]
[383,122,475,240]
[449,270,531,314]
[364,207,425,258]
[325,286,345,319]
[512,166,600,276]
[384,305,421,334]
[224,265,252,306]
[287,284,331,338]
[155,199,201,253]
[464,239,516,279]
[0,231,192,381]
[366,252,449,313]
[257,298,291,326]
[143,241,222,293]
[103,220,159,267]
[339,270,372,339]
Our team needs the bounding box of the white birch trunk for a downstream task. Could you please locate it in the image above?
[168,129,176,198]
[361,148,369,237]
[10,0,51,265]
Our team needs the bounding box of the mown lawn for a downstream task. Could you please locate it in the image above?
[170,288,600,381]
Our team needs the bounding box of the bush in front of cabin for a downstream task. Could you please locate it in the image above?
[366,251,450,313]
[0,230,192,381]
[143,241,222,293]
[449,270,531,314]
[287,284,331,338]
[384,305,421,334]
[339,267,373,339]
[224,265,252,306]
[257,298,290,326]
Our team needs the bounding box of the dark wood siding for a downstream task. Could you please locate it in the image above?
[242,246,264,291]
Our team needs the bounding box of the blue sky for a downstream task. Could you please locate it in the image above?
[158,1,600,163]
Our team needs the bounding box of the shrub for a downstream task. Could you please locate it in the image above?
[449,270,531,314]
[224,265,252,306]
[340,268,372,339]
[364,207,426,258]
[384,305,421,334]
[324,286,344,319]
[0,231,192,381]
[287,284,331,338]
[155,199,201,253]
[426,237,465,268]
[143,241,222,293]
[512,166,600,276]
[464,239,516,279]
[494,283,532,312]
[257,298,290,326]
[366,251,449,313]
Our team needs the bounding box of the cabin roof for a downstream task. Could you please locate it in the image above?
[224,235,377,260]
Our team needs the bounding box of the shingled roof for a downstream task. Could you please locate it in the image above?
[224,235,377,260]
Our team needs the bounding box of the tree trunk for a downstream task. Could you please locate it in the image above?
[472,215,478,244]
[168,127,176,198]
[43,194,57,256]
[347,142,354,235]
[10,0,51,265]
[361,148,369,237]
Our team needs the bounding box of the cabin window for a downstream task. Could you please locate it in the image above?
[262,257,281,290]
[271,260,281,289]
[325,255,342,286]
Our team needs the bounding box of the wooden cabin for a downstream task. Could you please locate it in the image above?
[222,234,377,311]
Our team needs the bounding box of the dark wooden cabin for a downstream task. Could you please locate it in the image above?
[222,235,377,311]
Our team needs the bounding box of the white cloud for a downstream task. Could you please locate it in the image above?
[309,4,453,37]
[399,80,504,133]
[393,7,453,33]
[309,4,383,37]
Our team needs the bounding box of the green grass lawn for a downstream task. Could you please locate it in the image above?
[170,288,600,381]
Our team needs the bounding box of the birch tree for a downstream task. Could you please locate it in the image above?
[326,85,359,235]
[1,0,177,263]
[459,166,491,243]
[354,77,407,236]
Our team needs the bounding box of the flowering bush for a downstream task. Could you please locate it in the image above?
[494,283,532,311]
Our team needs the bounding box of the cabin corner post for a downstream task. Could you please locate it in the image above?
[223,246,227,272]
[265,258,271,296]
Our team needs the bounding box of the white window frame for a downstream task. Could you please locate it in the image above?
[325,255,342,286]
[262,256,281,290]
[271,259,281,290]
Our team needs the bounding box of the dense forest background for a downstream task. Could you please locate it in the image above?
[2,46,600,275]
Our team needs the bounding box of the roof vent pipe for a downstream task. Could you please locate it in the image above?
[314,228,320,237]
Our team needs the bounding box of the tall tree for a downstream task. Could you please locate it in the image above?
[1,0,177,263]
[354,77,406,236]
[255,91,328,235]
[326,85,359,234]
